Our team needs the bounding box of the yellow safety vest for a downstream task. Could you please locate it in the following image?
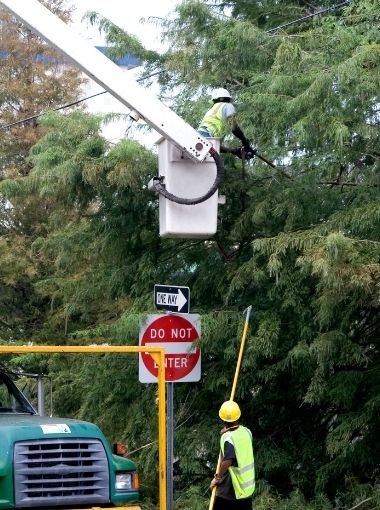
[198,102,232,139]
[220,425,255,499]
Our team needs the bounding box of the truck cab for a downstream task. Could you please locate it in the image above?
[0,370,139,509]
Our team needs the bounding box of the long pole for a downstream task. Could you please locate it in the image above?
[253,152,292,180]
[208,306,252,510]
[230,306,252,401]
[157,348,167,510]
[239,147,292,180]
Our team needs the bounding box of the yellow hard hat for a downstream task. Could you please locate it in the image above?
[219,400,241,422]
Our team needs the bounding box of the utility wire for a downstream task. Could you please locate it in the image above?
[266,0,351,33]
[0,91,107,131]
[0,1,351,132]
[0,69,164,131]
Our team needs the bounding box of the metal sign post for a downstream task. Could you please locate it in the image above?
[140,313,201,508]
[37,375,45,416]
[140,287,199,510]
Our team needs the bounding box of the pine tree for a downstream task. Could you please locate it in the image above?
[0,0,83,341]
[0,0,83,178]
[2,1,379,509]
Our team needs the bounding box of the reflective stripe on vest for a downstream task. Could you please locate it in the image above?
[198,102,231,139]
[221,426,255,499]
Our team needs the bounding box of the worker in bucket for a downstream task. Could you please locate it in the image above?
[210,400,255,509]
[198,88,256,159]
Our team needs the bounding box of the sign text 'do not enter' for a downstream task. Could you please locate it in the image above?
[139,314,201,383]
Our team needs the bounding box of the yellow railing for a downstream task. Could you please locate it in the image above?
[0,345,166,510]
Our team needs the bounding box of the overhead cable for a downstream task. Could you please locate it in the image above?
[0,69,164,131]
[266,0,351,33]
[0,91,107,131]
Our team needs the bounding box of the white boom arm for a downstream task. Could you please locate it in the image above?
[0,0,211,162]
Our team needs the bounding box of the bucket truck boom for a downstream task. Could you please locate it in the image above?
[0,0,210,161]
[0,0,222,238]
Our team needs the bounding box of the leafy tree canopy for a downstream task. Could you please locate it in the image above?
[1,1,379,508]
[0,0,83,340]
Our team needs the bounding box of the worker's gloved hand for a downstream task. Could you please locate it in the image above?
[229,147,244,159]
[244,147,257,160]
[240,138,257,159]
[210,475,222,490]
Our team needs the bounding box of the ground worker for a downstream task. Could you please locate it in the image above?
[198,88,256,159]
[210,400,255,510]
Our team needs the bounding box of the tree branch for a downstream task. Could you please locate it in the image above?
[319,181,378,188]
[214,238,233,261]
[330,163,345,188]
[343,497,372,510]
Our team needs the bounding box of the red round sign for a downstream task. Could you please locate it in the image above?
[141,315,200,382]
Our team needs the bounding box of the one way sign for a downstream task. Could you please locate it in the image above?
[154,285,190,313]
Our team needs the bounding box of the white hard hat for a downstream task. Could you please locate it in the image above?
[211,87,231,101]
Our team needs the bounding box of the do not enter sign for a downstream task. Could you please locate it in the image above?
[139,314,201,383]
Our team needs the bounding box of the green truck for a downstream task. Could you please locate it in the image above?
[0,369,139,509]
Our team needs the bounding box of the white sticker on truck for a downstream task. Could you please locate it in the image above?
[40,424,71,434]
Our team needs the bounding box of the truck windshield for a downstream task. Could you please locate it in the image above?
[0,372,35,414]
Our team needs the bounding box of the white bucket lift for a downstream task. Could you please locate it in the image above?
[156,138,221,239]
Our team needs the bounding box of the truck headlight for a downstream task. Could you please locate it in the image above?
[115,472,133,491]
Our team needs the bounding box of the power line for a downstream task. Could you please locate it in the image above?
[0,91,107,131]
[266,0,351,33]
[0,69,164,131]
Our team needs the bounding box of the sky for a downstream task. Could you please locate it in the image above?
[70,0,178,50]
[68,0,179,146]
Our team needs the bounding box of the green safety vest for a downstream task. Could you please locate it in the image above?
[199,102,232,139]
[220,425,255,499]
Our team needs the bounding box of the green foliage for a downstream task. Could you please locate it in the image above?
[2,0,379,508]
[0,0,83,341]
